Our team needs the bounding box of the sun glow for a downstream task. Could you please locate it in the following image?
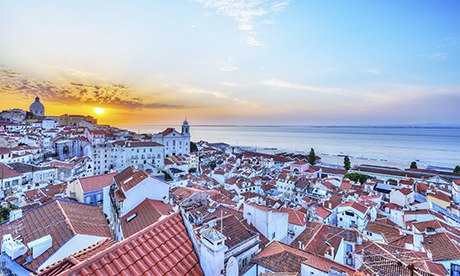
[94,107,105,115]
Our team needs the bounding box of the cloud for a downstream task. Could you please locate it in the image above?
[0,67,186,110]
[365,68,383,75]
[419,52,449,62]
[195,0,290,46]
[244,35,262,46]
[219,81,240,87]
[219,65,239,72]
[261,79,348,95]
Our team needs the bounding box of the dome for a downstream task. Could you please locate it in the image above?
[183,118,189,125]
[30,96,45,116]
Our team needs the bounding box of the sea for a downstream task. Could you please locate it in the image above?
[125,125,460,169]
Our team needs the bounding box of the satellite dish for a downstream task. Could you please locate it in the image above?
[226,256,239,276]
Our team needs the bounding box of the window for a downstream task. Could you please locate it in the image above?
[242,258,247,267]
[452,264,460,276]
[345,211,355,217]
[272,232,276,239]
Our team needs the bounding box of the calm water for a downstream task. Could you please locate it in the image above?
[126,125,460,168]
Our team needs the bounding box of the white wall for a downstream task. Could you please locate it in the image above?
[122,177,169,216]
[39,234,105,270]
[243,203,288,242]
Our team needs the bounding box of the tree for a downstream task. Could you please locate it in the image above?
[209,161,216,170]
[410,161,418,169]
[454,165,460,174]
[343,156,351,171]
[344,172,372,184]
[190,141,198,152]
[307,147,316,165]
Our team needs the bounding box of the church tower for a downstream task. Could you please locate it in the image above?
[181,118,190,136]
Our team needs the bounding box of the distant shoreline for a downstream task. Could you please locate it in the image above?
[123,124,460,129]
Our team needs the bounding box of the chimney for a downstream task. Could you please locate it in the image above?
[357,234,363,245]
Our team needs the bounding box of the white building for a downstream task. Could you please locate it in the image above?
[243,202,288,242]
[389,187,414,207]
[89,140,164,175]
[109,166,170,240]
[337,201,370,231]
[152,120,190,157]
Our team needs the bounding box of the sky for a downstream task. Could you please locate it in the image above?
[0,0,459,126]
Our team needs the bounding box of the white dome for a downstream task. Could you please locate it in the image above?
[30,96,45,116]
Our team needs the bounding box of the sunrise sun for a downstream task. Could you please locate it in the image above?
[94,107,105,115]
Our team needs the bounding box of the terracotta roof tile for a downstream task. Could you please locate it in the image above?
[114,166,149,192]
[56,212,203,275]
[253,241,355,275]
[0,162,22,178]
[279,207,306,226]
[120,199,172,238]
[79,173,116,193]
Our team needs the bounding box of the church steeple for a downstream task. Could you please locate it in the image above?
[181,118,190,136]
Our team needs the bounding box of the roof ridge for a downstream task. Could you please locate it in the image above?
[56,200,77,235]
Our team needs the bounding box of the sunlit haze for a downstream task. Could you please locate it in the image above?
[1,0,459,126]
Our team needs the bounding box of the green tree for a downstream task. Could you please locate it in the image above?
[454,165,460,174]
[410,161,418,169]
[343,156,351,171]
[307,147,316,165]
[190,141,198,152]
[209,161,217,170]
[344,172,372,184]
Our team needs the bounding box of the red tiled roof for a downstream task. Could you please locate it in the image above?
[427,191,451,202]
[398,187,413,195]
[114,166,149,192]
[208,215,257,249]
[160,128,175,136]
[55,212,204,275]
[364,221,402,243]
[127,141,163,147]
[292,222,357,257]
[280,207,306,226]
[0,162,22,178]
[79,172,116,193]
[120,199,172,238]
[0,199,111,271]
[314,206,332,219]
[253,241,355,275]
[338,201,368,214]
[23,183,68,204]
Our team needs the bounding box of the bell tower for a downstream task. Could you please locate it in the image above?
[181,118,190,136]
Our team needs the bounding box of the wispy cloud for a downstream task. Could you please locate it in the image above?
[219,65,239,72]
[261,79,348,95]
[365,68,384,75]
[420,52,449,62]
[195,0,290,46]
[0,67,186,110]
[219,81,240,87]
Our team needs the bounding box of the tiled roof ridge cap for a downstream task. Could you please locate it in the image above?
[56,200,77,235]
